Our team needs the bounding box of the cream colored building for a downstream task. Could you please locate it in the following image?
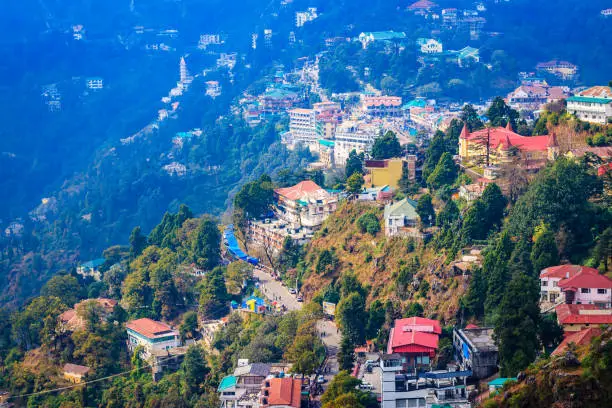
[566,86,612,124]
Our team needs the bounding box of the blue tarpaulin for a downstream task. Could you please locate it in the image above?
[224,225,259,265]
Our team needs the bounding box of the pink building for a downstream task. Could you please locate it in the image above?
[539,265,599,306]
[541,264,612,309]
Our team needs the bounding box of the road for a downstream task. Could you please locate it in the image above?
[253,267,340,387]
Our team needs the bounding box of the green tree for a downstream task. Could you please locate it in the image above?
[462,200,488,241]
[486,96,519,128]
[423,131,446,180]
[336,292,367,345]
[436,199,459,228]
[233,174,275,218]
[129,226,148,259]
[345,150,365,179]
[11,296,67,350]
[182,344,210,394]
[593,226,612,272]
[416,194,435,227]
[337,334,355,371]
[530,224,559,275]
[346,172,364,194]
[495,273,540,377]
[356,213,380,235]
[366,300,385,339]
[371,131,402,160]
[460,104,484,131]
[40,275,82,307]
[426,152,457,189]
[404,302,424,317]
[198,267,228,319]
[284,321,325,375]
[191,217,221,270]
[480,183,507,231]
[461,267,487,320]
[484,232,514,318]
[179,311,199,342]
[539,313,564,349]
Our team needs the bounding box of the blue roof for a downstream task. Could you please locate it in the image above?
[81,258,105,269]
[488,377,517,387]
[364,31,407,41]
[218,375,237,391]
[419,370,472,380]
[224,225,259,265]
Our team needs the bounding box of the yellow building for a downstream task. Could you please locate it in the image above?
[365,157,415,189]
[63,363,90,384]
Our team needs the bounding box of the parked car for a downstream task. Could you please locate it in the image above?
[289,288,297,294]
[365,359,379,367]
[316,375,326,384]
[358,382,373,391]
[297,295,303,302]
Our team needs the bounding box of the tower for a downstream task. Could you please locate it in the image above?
[179,56,193,89]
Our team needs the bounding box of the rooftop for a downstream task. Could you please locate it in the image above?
[265,377,302,408]
[126,318,178,339]
[234,363,271,377]
[275,180,333,203]
[551,328,602,357]
[63,363,91,376]
[578,85,612,98]
[558,269,612,290]
[384,198,419,220]
[540,264,599,279]
[218,375,237,391]
[457,327,497,352]
[556,304,612,326]
[461,125,550,152]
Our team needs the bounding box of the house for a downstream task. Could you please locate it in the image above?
[557,268,612,308]
[539,265,601,308]
[86,77,104,90]
[295,8,318,27]
[358,31,406,49]
[458,122,559,170]
[333,121,379,166]
[453,326,498,379]
[259,87,301,114]
[407,0,438,16]
[274,180,338,229]
[555,304,612,332]
[248,218,314,254]
[386,317,442,367]
[76,258,106,281]
[234,363,271,390]
[455,46,480,67]
[218,362,276,408]
[58,298,118,332]
[488,378,516,393]
[206,81,222,98]
[126,318,181,360]
[506,85,550,109]
[63,363,91,383]
[416,38,443,54]
[458,179,491,202]
[365,158,406,189]
[260,377,303,408]
[565,146,612,161]
[551,327,602,357]
[361,96,402,117]
[566,86,612,124]
[384,198,425,238]
[357,185,394,202]
[287,108,318,150]
[536,60,578,80]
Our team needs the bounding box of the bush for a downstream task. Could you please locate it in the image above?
[356,213,380,236]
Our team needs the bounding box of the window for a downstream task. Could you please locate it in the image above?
[553,281,558,287]
[597,289,607,294]
[541,280,548,287]
[550,293,558,302]
[581,288,591,294]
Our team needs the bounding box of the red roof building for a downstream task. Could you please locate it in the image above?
[261,377,303,408]
[555,304,612,332]
[387,317,441,365]
[551,327,602,357]
[540,265,611,308]
[408,0,438,11]
[540,264,599,279]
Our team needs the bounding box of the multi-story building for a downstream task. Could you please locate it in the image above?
[557,267,612,308]
[362,96,402,117]
[384,198,425,238]
[387,317,441,367]
[86,77,104,90]
[198,34,222,49]
[288,108,318,149]
[416,38,443,54]
[539,265,599,307]
[566,85,612,124]
[126,318,181,360]
[453,326,498,379]
[274,180,338,229]
[247,218,314,254]
[555,304,612,333]
[358,31,407,49]
[365,157,415,189]
[295,7,318,27]
[536,60,578,80]
[333,121,379,166]
[260,377,303,408]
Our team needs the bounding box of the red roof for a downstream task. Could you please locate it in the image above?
[387,317,441,354]
[393,317,442,334]
[126,318,178,339]
[465,324,480,329]
[408,0,437,10]
[266,378,302,408]
[558,270,612,290]
[274,180,327,201]
[598,163,612,177]
[59,309,76,323]
[551,328,602,356]
[556,304,612,326]
[540,264,599,279]
[462,126,549,152]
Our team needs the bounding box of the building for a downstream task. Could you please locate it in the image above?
[288,108,318,149]
[76,258,106,281]
[260,377,303,408]
[384,198,424,238]
[365,158,411,189]
[381,355,470,408]
[333,121,379,166]
[458,179,491,202]
[536,60,578,80]
[357,185,394,202]
[407,0,439,16]
[126,318,180,360]
[417,38,443,54]
[206,81,222,98]
[247,218,314,254]
[387,317,442,367]
[539,265,601,308]
[259,88,301,114]
[551,327,602,357]
[557,267,612,308]
[566,86,612,124]
[274,181,337,229]
[488,378,516,393]
[458,123,558,170]
[453,326,498,379]
[58,298,118,332]
[217,53,238,70]
[179,57,193,87]
[198,34,222,49]
[63,363,91,384]
[602,8,612,17]
[362,96,402,117]
[555,304,612,332]
[295,7,318,27]
[358,31,407,49]
[86,77,104,90]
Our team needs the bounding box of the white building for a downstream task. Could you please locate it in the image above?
[179,57,193,87]
[198,34,222,49]
[288,108,318,149]
[566,85,612,124]
[217,53,238,70]
[417,38,443,54]
[126,318,180,360]
[86,77,104,90]
[296,7,318,27]
[206,81,222,98]
[333,121,379,166]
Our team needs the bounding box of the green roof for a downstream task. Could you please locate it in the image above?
[384,198,419,220]
[458,46,479,59]
[218,375,237,392]
[488,377,517,387]
[363,31,406,41]
[319,139,335,147]
[81,258,105,269]
[567,96,612,105]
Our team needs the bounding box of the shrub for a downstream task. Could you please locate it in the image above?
[356,213,380,236]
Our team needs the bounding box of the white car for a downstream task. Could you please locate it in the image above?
[316,375,326,384]
[289,288,297,294]
[358,382,373,390]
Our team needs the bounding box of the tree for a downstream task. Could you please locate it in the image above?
[461,268,487,320]
[462,200,488,241]
[11,296,67,350]
[346,172,364,194]
[356,213,380,236]
[404,302,424,317]
[129,226,148,259]
[233,174,275,219]
[416,194,435,227]
[426,152,457,189]
[436,200,459,228]
[225,261,253,295]
[198,267,228,319]
[480,183,507,231]
[365,300,385,339]
[284,321,325,375]
[539,313,564,349]
[484,232,514,318]
[423,131,446,180]
[41,275,82,307]
[486,96,519,128]
[345,150,365,179]
[182,344,209,393]
[593,226,612,272]
[337,334,355,371]
[371,131,402,160]
[460,104,484,131]
[494,273,540,377]
[336,293,367,345]
[191,217,221,270]
[398,163,418,195]
[179,311,199,342]
[530,223,559,275]
[321,371,377,408]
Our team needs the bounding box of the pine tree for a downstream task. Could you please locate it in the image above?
[338,334,355,371]
[461,267,487,320]
[531,224,559,275]
[427,152,458,189]
[129,226,148,259]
